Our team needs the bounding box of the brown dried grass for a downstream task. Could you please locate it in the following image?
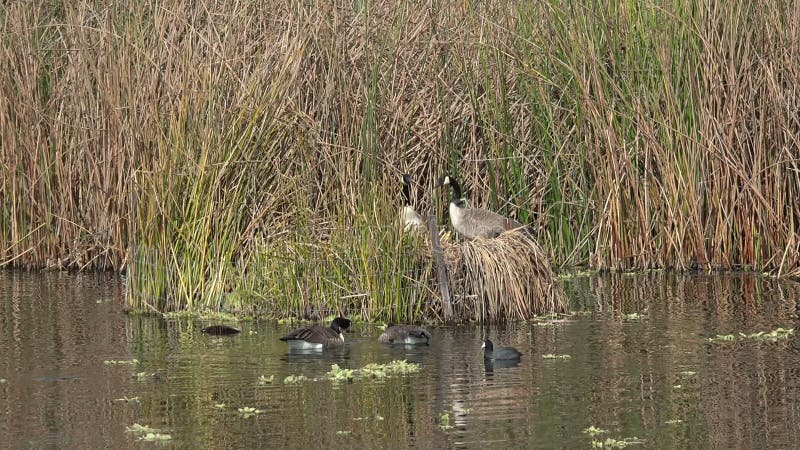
[444,231,567,322]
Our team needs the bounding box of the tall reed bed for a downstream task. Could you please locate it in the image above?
[1,1,798,317]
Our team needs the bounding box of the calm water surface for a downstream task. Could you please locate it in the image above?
[2,271,800,449]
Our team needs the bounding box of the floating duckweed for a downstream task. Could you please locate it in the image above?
[126,423,160,435]
[114,396,140,403]
[326,360,421,383]
[327,364,356,382]
[138,433,172,442]
[542,354,571,360]
[258,375,274,385]
[535,322,555,327]
[439,412,453,430]
[708,327,794,343]
[238,406,265,418]
[679,371,696,376]
[283,374,308,384]
[623,313,645,321]
[214,403,226,409]
[673,385,682,389]
[583,426,608,437]
[664,419,683,424]
[353,415,384,421]
[360,360,421,378]
[591,437,645,448]
[104,359,139,365]
[336,430,352,435]
[133,372,157,381]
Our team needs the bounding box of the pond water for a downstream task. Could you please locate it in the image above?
[1,271,800,449]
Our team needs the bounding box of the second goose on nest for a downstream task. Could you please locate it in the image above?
[436,174,525,239]
[378,324,432,345]
[279,317,351,350]
[401,174,426,231]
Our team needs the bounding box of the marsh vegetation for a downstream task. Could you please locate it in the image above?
[1,0,798,319]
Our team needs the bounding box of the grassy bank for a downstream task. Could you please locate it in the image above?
[1,0,798,318]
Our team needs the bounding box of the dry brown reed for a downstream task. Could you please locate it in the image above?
[444,230,568,321]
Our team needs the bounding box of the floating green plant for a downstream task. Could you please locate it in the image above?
[326,360,421,383]
[360,360,421,378]
[353,415,384,421]
[258,375,274,385]
[664,419,683,424]
[622,313,646,321]
[126,424,162,436]
[327,364,356,382]
[542,354,572,360]
[591,437,645,448]
[336,430,352,435]
[535,322,556,327]
[214,403,226,409]
[679,371,696,377]
[104,359,139,365]
[133,372,158,381]
[238,406,265,418]
[438,412,453,430]
[708,327,794,343]
[138,433,172,442]
[283,374,308,384]
[114,396,140,403]
[583,426,608,437]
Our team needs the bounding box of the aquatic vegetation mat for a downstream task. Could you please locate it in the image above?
[707,327,794,343]
[327,360,421,382]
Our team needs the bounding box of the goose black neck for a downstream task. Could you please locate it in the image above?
[402,182,412,206]
[448,178,463,201]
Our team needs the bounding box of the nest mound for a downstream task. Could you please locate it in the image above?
[442,230,568,322]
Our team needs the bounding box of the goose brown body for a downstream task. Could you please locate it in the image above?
[378,324,432,345]
[280,317,351,350]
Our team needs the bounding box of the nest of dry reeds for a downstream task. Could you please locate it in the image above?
[442,230,568,322]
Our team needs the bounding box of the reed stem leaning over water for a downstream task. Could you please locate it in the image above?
[0,0,797,318]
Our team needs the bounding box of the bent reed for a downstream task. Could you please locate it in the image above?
[1,0,798,320]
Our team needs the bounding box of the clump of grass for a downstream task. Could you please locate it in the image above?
[447,230,568,321]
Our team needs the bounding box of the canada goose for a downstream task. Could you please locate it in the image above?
[481,339,521,361]
[435,174,525,239]
[200,325,241,336]
[401,174,426,231]
[378,324,432,345]
[279,317,351,350]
